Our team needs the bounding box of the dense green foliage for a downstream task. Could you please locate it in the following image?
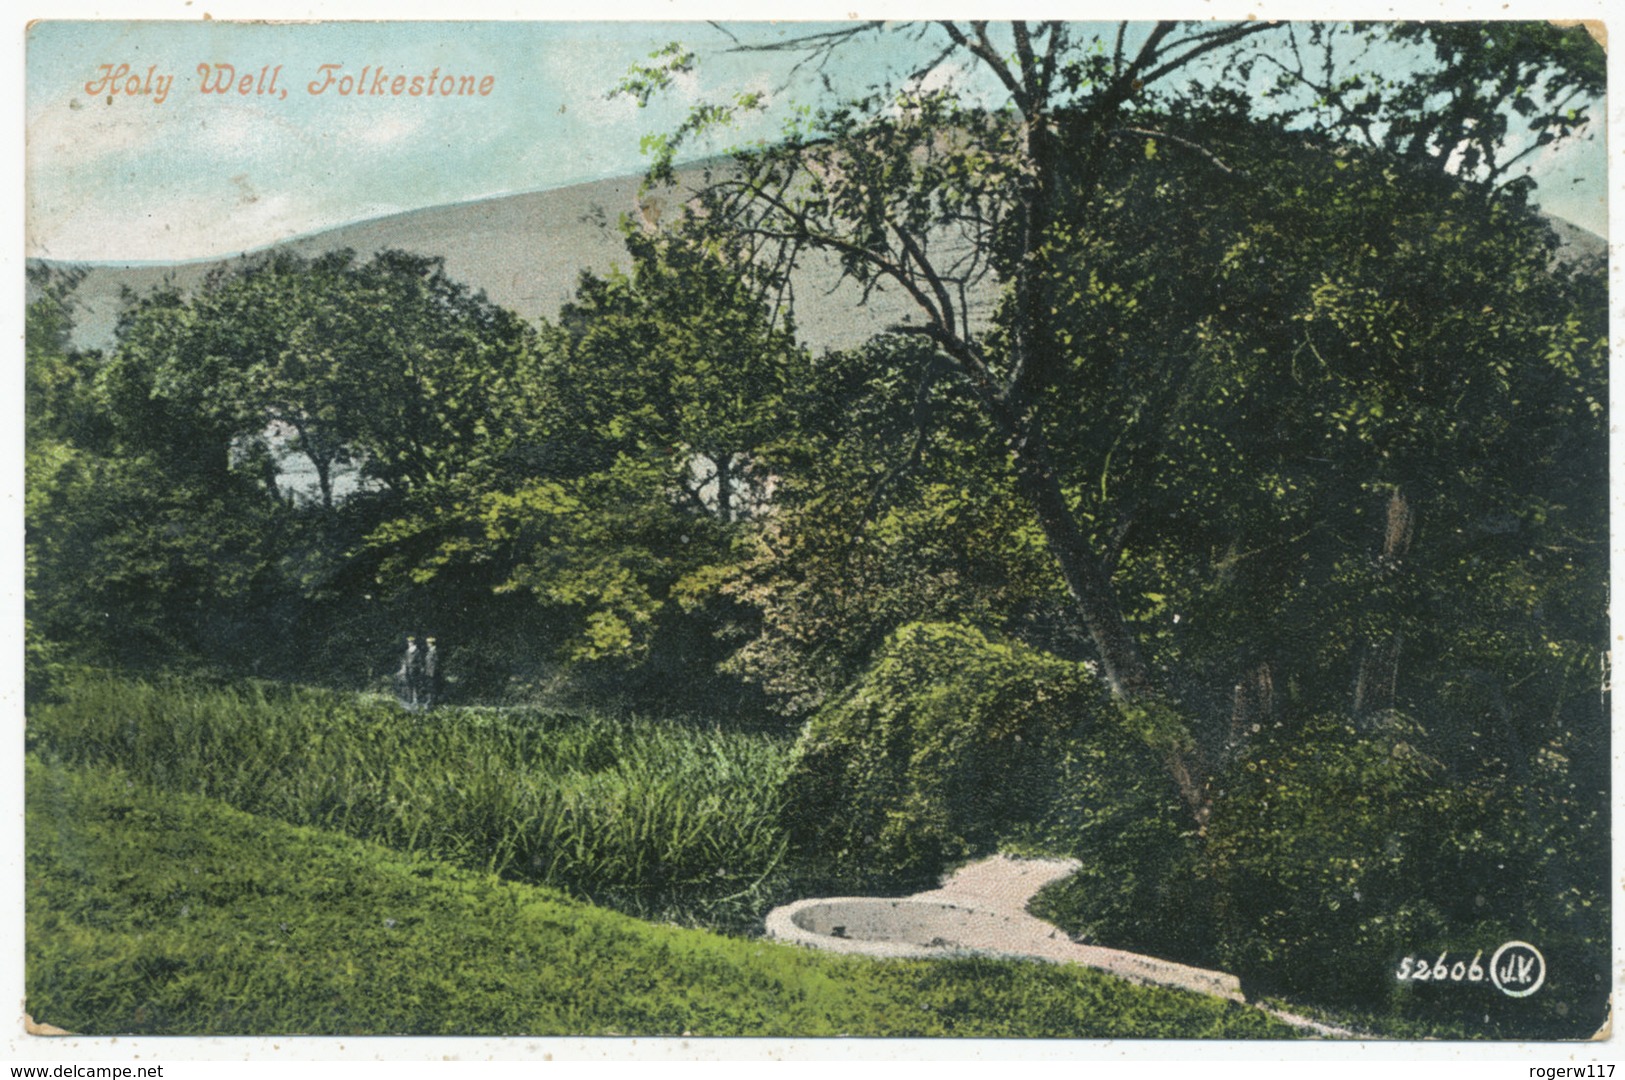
[26,250,546,687]
[361,232,806,706]
[29,669,792,928]
[1022,728,1212,967]
[27,756,1295,1038]
[651,23,1606,1036]
[1204,713,1609,1037]
[782,622,1109,888]
[713,335,1069,716]
[1055,114,1609,738]
[1034,708,1610,1039]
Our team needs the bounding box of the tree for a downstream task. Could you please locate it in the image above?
[545,230,806,523]
[712,333,1068,715]
[26,265,95,694]
[1255,23,1604,191]
[102,249,541,510]
[367,231,810,701]
[31,251,544,681]
[626,20,1605,825]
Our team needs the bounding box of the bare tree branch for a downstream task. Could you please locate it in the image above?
[891,223,958,341]
[1139,21,1279,90]
[724,22,886,54]
[1110,127,1248,176]
[1013,21,1039,99]
[705,21,741,46]
[938,21,1028,114]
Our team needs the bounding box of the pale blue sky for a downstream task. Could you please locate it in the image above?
[25,19,1608,262]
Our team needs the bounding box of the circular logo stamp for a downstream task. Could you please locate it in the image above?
[1489,940,1546,998]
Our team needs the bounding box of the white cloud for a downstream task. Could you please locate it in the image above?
[547,42,670,128]
[30,186,303,261]
[26,93,174,174]
[910,56,973,96]
[188,106,277,154]
[346,111,428,147]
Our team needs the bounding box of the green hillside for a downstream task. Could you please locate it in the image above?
[26,756,1293,1038]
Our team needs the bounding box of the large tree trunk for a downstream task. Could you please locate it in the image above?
[1000,405,1212,825]
[991,36,1215,823]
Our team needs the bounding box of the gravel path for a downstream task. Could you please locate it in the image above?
[765,853,1360,1038]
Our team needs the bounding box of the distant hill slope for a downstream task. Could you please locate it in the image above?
[29,165,1602,355]
[30,167,977,355]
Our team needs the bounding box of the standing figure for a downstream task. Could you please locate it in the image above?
[422,637,441,709]
[397,635,421,708]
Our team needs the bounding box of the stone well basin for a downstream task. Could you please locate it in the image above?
[765,896,1051,960]
[762,856,1245,1002]
[762,856,1364,1035]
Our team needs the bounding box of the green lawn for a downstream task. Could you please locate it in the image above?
[26,755,1297,1038]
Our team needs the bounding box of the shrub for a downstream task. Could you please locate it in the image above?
[781,621,1109,889]
[1203,713,1446,1004]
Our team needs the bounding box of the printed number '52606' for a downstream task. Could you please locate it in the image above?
[1396,951,1486,982]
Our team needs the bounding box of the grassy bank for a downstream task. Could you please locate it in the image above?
[28,669,793,926]
[26,756,1296,1037]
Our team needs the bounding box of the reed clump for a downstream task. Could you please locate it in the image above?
[28,668,791,926]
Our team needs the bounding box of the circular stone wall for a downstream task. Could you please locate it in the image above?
[765,897,1030,959]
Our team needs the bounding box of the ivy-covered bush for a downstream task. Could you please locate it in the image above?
[780,621,1109,889]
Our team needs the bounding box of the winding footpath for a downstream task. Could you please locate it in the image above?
[766,854,1360,1039]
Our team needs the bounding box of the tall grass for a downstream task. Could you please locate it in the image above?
[28,668,792,927]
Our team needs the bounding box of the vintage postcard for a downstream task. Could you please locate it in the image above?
[15,5,1616,1064]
